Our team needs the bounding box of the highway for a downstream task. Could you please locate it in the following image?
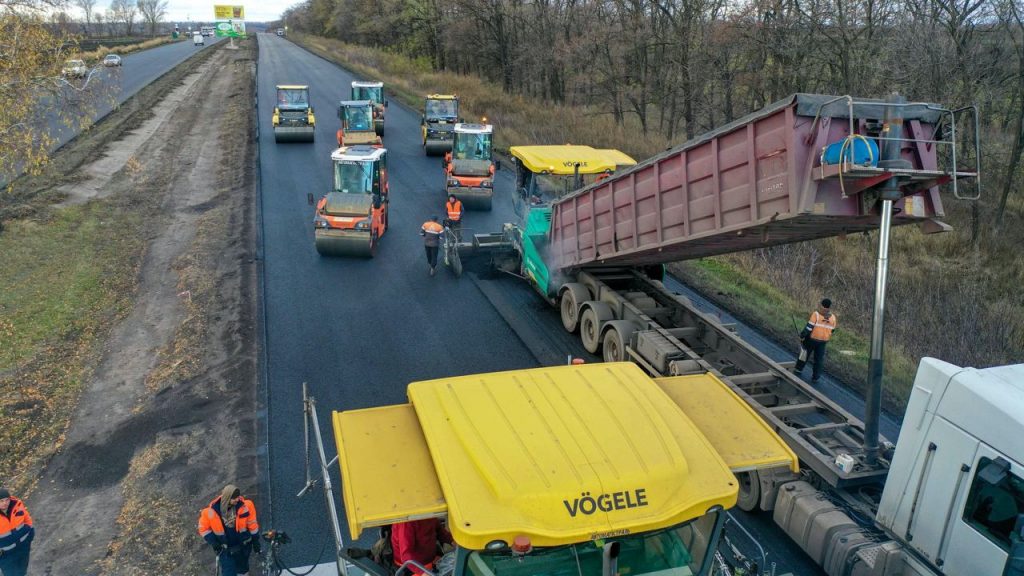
[49,36,225,153]
[256,33,907,575]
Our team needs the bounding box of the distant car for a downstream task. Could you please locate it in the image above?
[102,54,122,67]
[193,32,205,46]
[276,28,284,37]
[62,59,88,78]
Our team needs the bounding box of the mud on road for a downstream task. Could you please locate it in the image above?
[19,43,259,575]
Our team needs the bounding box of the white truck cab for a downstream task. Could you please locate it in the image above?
[876,358,1024,575]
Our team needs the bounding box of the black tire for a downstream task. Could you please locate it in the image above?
[559,284,588,333]
[579,302,613,354]
[735,470,762,512]
[602,327,626,362]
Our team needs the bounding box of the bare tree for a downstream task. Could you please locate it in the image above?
[109,0,137,36]
[136,0,167,35]
[74,0,98,36]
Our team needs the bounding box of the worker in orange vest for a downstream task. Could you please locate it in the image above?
[198,484,260,576]
[794,298,837,383]
[421,216,444,277]
[0,488,34,576]
[445,195,464,241]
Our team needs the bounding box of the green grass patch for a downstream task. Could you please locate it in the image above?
[0,198,142,489]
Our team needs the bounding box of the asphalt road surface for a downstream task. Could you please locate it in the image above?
[50,36,225,151]
[256,33,902,575]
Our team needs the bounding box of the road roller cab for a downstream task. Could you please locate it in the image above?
[337,100,383,148]
[422,94,459,156]
[313,146,389,257]
[272,85,315,143]
[444,123,497,211]
[351,81,386,136]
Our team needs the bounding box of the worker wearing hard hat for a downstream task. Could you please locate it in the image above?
[0,488,34,576]
[198,484,260,576]
[794,298,837,383]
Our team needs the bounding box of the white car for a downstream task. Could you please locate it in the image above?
[102,54,122,67]
[62,59,88,78]
[193,33,204,46]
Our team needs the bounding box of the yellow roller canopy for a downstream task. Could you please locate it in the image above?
[655,373,800,474]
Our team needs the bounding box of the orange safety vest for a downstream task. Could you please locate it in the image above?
[808,310,837,342]
[0,497,34,554]
[422,221,443,235]
[446,200,463,221]
[197,496,259,545]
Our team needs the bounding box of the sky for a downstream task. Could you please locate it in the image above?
[76,1,298,23]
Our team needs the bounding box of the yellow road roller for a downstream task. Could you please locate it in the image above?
[272,85,315,143]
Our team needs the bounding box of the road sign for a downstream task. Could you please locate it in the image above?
[215,20,246,38]
[214,5,244,19]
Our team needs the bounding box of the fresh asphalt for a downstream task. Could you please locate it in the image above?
[255,33,904,575]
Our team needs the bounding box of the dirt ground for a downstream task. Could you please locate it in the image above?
[24,43,259,575]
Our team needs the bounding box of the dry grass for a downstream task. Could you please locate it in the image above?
[79,36,177,62]
[295,35,1024,409]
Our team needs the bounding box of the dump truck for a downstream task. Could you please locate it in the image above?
[351,81,386,136]
[273,85,315,143]
[422,94,459,156]
[443,123,498,210]
[332,362,799,576]
[458,94,992,576]
[336,101,382,147]
[313,145,389,257]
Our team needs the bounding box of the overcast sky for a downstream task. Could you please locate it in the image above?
[76,2,296,23]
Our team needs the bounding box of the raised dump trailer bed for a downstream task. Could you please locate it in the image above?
[550,93,978,269]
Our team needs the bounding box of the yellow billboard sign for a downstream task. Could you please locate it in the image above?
[214,5,245,19]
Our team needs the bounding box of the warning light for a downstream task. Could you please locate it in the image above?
[511,535,532,555]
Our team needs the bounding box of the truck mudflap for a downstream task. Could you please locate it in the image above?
[274,125,315,143]
[333,404,447,540]
[315,229,374,257]
[447,186,492,211]
[655,373,799,473]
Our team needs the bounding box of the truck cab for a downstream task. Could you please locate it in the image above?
[874,359,1024,575]
[332,362,797,576]
[443,123,496,210]
[313,146,389,257]
[422,95,460,156]
[337,100,382,147]
[351,81,386,136]
[508,146,636,298]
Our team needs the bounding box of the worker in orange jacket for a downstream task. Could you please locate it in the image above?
[421,216,444,277]
[198,484,260,576]
[445,195,464,241]
[794,298,837,383]
[0,488,34,576]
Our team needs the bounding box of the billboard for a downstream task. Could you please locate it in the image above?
[214,20,247,38]
[214,5,245,19]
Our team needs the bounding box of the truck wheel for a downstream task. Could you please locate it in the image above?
[579,302,613,354]
[601,321,637,363]
[559,283,590,333]
[735,470,762,512]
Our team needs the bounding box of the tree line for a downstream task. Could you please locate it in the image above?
[282,0,1022,229]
